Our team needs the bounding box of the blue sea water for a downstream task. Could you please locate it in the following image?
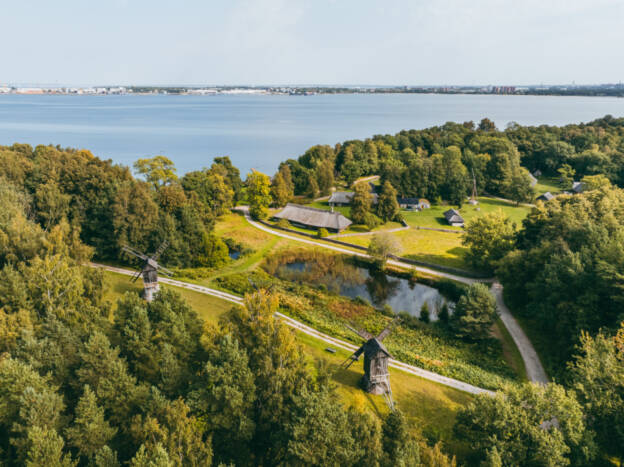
[0,93,622,176]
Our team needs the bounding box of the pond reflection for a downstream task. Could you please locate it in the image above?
[281,261,452,320]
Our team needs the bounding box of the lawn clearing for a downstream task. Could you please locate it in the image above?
[346,228,470,271]
[401,197,531,230]
[534,176,562,196]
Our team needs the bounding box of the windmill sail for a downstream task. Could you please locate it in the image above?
[150,240,169,261]
[122,245,149,261]
[121,242,171,302]
[376,317,401,341]
[341,345,365,370]
[345,324,373,340]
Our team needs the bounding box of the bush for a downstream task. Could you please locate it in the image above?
[364,213,381,230]
[381,304,395,317]
[438,303,450,323]
[419,302,430,323]
[276,219,291,229]
[317,228,329,238]
[215,270,272,295]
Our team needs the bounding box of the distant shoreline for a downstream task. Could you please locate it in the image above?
[1,84,624,98]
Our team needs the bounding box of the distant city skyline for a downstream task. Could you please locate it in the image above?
[2,0,623,86]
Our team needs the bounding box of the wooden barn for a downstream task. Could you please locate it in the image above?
[444,209,465,227]
[273,203,352,232]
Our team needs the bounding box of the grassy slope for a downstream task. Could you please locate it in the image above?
[103,270,474,458]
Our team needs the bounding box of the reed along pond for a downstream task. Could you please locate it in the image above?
[278,259,453,320]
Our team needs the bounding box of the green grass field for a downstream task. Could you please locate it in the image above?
[346,228,470,270]
[533,176,562,196]
[307,196,531,232]
[401,197,531,230]
[102,270,474,459]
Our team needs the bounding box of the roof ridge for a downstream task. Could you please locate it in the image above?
[285,203,345,216]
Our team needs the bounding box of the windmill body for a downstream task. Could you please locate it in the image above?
[342,319,399,407]
[122,242,172,302]
[362,338,392,394]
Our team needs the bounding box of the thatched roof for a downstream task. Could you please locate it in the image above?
[537,192,555,202]
[572,181,585,193]
[444,209,464,224]
[274,203,352,231]
[328,191,354,204]
[328,191,378,205]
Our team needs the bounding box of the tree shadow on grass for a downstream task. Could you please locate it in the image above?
[331,365,385,418]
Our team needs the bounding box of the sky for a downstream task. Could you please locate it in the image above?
[2,0,623,86]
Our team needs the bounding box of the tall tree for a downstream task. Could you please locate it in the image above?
[212,156,243,202]
[376,181,400,222]
[450,283,497,341]
[65,385,117,459]
[315,160,335,196]
[271,171,292,207]
[246,170,272,220]
[351,182,373,225]
[463,211,516,273]
[569,325,624,463]
[454,383,596,466]
[133,156,178,188]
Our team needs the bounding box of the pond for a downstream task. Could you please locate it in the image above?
[228,249,241,260]
[281,261,452,320]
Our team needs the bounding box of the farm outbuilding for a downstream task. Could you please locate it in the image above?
[328,191,378,207]
[444,209,465,227]
[397,197,430,211]
[572,181,585,194]
[273,203,352,232]
[537,192,555,202]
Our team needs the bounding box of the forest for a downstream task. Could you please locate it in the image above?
[1,115,624,465]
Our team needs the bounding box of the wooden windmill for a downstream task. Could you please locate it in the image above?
[342,318,400,408]
[122,241,173,302]
[469,168,479,205]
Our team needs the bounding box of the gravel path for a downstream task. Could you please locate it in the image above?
[93,262,493,396]
[491,283,548,383]
[238,206,549,384]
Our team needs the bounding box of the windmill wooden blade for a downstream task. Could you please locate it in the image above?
[131,269,143,283]
[150,240,169,261]
[122,245,149,261]
[345,324,373,341]
[341,345,365,370]
[158,265,174,276]
[376,317,401,342]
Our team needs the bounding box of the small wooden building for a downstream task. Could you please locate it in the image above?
[444,209,464,227]
[537,192,555,202]
[328,191,378,207]
[395,197,430,210]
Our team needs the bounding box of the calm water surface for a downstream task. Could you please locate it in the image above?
[0,94,623,175]
[283,261,450,319]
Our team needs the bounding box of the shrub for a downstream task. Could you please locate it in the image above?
[317,228,329,238]
[276,219,291,229]
[381,304,394,317]
[419,302,430,323]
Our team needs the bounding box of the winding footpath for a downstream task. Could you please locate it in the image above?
[93,263,492,396]
[235,206,549,385]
